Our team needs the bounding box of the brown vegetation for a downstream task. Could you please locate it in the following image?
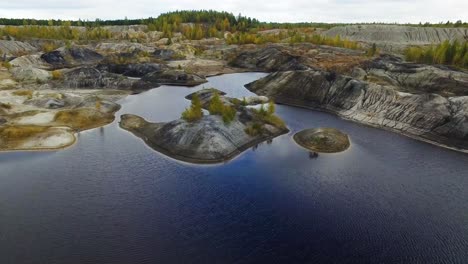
[51,70,63,80]
[0,125,48,140]
[12,90,33,99]
[54,109,114,130]
[0,102,12,109]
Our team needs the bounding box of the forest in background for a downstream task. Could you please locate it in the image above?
[0,10,467,69]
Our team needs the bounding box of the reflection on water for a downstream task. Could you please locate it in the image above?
[0,73,467,264]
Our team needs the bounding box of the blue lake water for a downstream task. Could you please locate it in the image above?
[1,73,467,263]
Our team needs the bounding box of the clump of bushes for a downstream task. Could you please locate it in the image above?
[244,101,286,137]
[253,101,286,128]
[208,92,237,124]
[51,70,63,80]
[221,105,236,124]
[244,123,263,136]
[181,94,203,122]
[208,92,224,115]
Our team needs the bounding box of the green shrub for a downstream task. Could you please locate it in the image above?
[251,101,286,129]
[208,92,237,124]
[263,114,286,128]
[405,40,468,68]
[208,92,224,115]
[257,104,268,116]
[267,100,275,115]
[181,94,203,122]
[221,105,236,124]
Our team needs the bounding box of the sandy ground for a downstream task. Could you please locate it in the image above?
[168,59,243,76]
[15,112,56,125]
[18,128,76,150]
[0,88,128,151]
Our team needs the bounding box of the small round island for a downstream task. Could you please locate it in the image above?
[293,128,350,153]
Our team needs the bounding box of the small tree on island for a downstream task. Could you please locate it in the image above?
[181,94,203,122]
[208,92,237,124]
[221,105,236,124]
[208,92,224,115]
[267,100,275,115]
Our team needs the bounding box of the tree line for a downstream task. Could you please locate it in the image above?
[0,18,141,27]
[0,24,112,41]
[2,11,465,29]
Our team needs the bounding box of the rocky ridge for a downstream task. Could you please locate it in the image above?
[323,25,468,52]
[246,68,468,152]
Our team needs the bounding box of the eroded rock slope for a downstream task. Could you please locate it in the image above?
[246,69,468,151]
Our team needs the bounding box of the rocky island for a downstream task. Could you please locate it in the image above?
[294,128,350,153]
[119,89,288,163]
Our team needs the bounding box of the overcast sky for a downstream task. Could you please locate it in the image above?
[0,0,467,23]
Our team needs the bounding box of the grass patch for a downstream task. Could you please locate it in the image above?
[54,109,114,130]
[262,114,286,128]
[0,126,48,140]
[2,61,11,69]
[245,123,263,137]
